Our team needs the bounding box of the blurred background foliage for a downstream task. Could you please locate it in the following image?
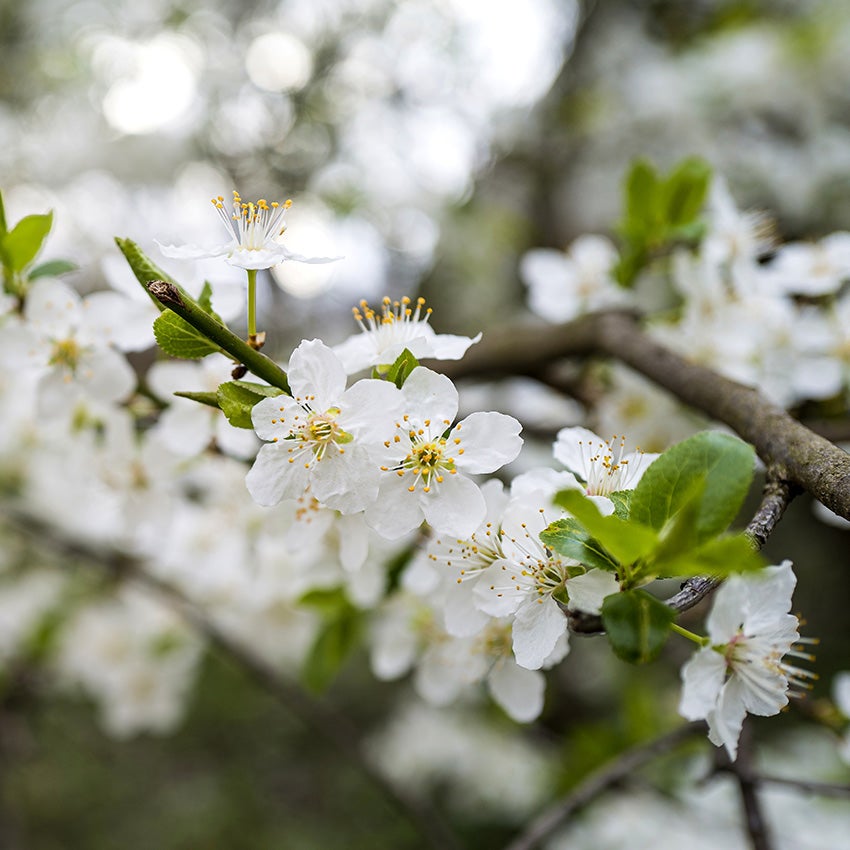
[3,0,850,847]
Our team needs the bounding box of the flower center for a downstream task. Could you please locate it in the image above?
[49,337,82,372]
[212,190,292,251]
[382,416,457,493]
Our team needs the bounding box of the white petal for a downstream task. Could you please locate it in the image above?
[567,569,619,615]
[553,426,606,478]
[473,562,528,618]
[366,479,426,540]
[288,339,347,408]
[310,445,379,514]
[420,474,486,538]
[428,331,482,361]
[337,513,370,572]
[452,411,523,474]
[251,394,303,441]
[401,367,458,424]
[708,677,748,760]
[679,648,726,721]
[512,597,567,670]
[245,444,309,506]
[339,379,403,439]
[487,660,545,723]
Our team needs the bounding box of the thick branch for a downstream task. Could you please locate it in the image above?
[1,509,462,850]
[503,722,705,850]
[439,310,850,521]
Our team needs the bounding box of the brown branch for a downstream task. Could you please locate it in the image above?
[503,721,705,850]
[1,508,463,850]
[438,310,850,521]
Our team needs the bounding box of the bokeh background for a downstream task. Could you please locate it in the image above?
[3,0,850,847]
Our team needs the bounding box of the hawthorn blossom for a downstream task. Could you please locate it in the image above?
[332,296,481,374]
[678,561,816,760]
[246,339,403,514]
[553,427,658,513]
[158,191,338,270]
[364,366,522,539]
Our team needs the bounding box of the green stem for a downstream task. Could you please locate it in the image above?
[246,268,258,339]
[147,280,290,394]
[670,623,709,646]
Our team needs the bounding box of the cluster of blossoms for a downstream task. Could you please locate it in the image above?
[0,180,832,774]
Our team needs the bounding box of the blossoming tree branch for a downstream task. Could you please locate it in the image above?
[2,157,849,850]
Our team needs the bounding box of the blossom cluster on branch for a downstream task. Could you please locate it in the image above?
[0,167,848,825]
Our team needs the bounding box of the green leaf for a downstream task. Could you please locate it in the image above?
[602,589,675,664]
[609,490,632,520]
[302,602,363,693]
[541,518,620,572]
[629,431,755,544]
[216,380,283,429]
[153,310,222,359]
[173,390,220,408]
[114,237,180,311]
[653,533,765,579]
[27,259,78,280]
[624,159,660,232]
[663,157,712,226]
[0,190,7,235]
[2,212,53,272]
[554,489,658,565]
[383,348,420,388]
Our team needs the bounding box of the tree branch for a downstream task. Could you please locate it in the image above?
[0,508,463,850]
[437,310,850,521]
[503,721,705,850]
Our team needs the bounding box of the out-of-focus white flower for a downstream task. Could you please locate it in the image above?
[246,339,403,513]
[1,278,136,415]
[332,295,481,374]
[678,561,815,760]
[520,234,628,323]
[158,190,339,270]
[365,366,522,539]
[766,233,850,297]
[832,671,850,764]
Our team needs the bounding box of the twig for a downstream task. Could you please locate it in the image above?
[1,508,463,850]
[502,721,705,850]
[754,775,850,799]
[714,729,774,850]
[568,469,798,635]
[147,280,291,393]
[439,310,850,521]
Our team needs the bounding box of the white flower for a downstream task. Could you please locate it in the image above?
[332,296,481,374]
[553,427,658,513]
[158,191,338,270]
[519,235,628,323]
[766,232,850,297]
[364,366,522,539]
[0,278,136,415]
[678,561,815,760]
[245,339,403,514]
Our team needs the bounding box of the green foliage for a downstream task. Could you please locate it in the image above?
[601,589,675,663]
[614,157,712,286]
[114,237,180,310]
[1,210,53,273]
[540,517,620,572]
[629,430,755,543]
[378,348,420,388]
[173,390,220,408]
[543,431,763,610]
[28,259,79,279]
[552,489,658,566]
[152,282,225,360]
[300,589,364,693]
[216,381,284,429]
